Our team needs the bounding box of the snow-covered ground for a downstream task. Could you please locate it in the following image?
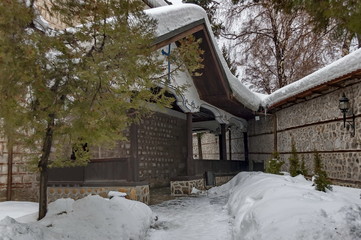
[0,195,152,240]
[210,172,361,240]
[0,201,38,222]
[1,172,360,240]
[146,194,232,240]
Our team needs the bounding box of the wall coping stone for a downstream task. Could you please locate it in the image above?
[48,181,149,187]
[170,175,203,181]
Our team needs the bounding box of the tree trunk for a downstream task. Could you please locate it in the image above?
[341,32,354,56]
[6,140,13,201]
[270,9,287,89]
[38,114,55,220]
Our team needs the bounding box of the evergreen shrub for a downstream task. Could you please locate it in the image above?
[266,152,284,175]
[313,150,332,192]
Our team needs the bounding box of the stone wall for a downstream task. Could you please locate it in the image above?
[170,174,236,196]
[0,139,39,202]
[1,110,188,202]
[248,78,361,186]
[248,115,275,168]
[193,129,245,160]
[48,185,149,204]
[215,175,234,186]
[170,177,205,196]
[138,111,187,187]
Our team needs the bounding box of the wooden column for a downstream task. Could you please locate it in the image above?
[186,112,194,176]
[243,132,250,170]
[129,123,139,182]
[228,129,232,160]
[197,133,203,160]
[219,124,227,161]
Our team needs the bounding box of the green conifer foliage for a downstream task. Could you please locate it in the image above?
[288,139,300,177]
[265,152,284,175]
[300,155,308,176]
[313,150,332,192]
[0,0,203,219]
[271,0,361,39]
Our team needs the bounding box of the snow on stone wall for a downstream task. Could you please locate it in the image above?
[249,77,361,187]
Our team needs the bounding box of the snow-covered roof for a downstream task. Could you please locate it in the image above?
[145,4,262,111]
[146,4,361,113]
[263,48,361,108]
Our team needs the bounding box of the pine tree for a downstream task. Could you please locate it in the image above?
[265,152,284,175]
[300,155,308,176]
[0,0,203,219]
[313,150,332,192]
[288,139,300,177]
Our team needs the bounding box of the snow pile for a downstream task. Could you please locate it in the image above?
[210,172,361,240]
[0,195,152,240]
[0,201,38,221]
[108,190,127,198]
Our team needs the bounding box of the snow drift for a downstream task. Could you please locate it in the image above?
[0,195,152,240]
[210,172,361,240]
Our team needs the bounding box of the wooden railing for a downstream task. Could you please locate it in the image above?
[193,159,249,176]
[48,158,131,186]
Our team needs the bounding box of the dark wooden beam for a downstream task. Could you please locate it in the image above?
[228,129,232,161]
[243,132,249,169]
[219,124,227,161]
[186,112,194,176]
[152,20,205,50]
[200,28,232,98]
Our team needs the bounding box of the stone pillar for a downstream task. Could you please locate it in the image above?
[219,124,227,161]
[186,113,194,176]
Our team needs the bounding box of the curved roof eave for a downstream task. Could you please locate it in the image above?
[145,4,262,112]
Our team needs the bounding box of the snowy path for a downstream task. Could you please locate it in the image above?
[146,194,233,240]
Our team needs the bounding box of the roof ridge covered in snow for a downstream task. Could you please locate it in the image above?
[145,4,262,111]
[262,48,361,109]
[146,4,361,113]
